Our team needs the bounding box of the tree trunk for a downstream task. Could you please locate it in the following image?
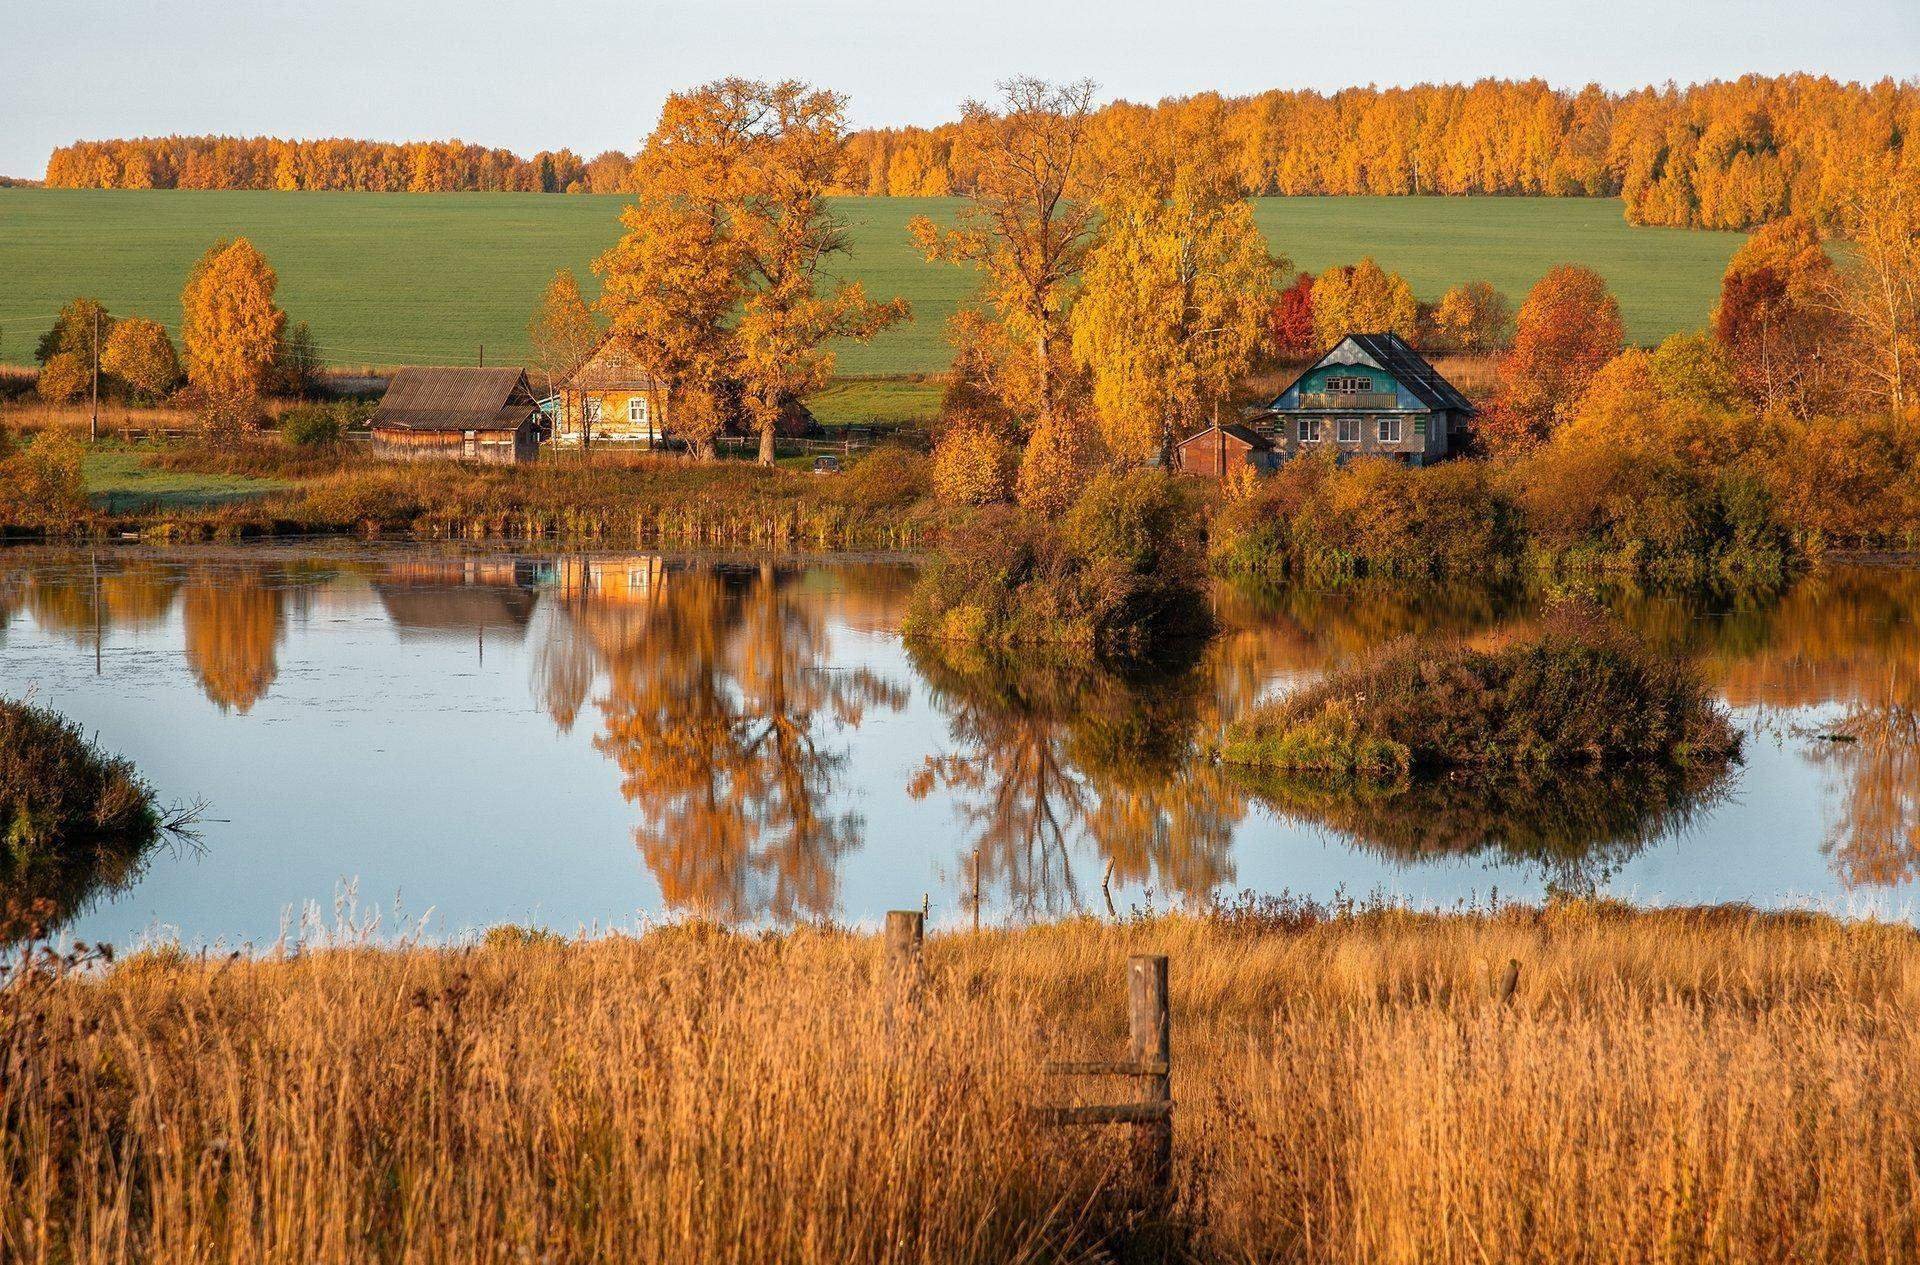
[758,407,777,467]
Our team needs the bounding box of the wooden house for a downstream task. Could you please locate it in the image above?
[368,368,544,464]
[1258,333,1474,467]
[555,336,823,449]
[1174,422,1277,479]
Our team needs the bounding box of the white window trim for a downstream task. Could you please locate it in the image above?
[1336,416,1361,444]
[1378,416,1403,443]
[1299,417,1321,443]
[627,396,649,425]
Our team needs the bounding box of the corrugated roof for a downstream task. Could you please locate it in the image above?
[1270,333,1476,415]
[370,368,538,432]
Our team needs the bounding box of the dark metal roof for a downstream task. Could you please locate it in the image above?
[1271,333,1476,415]
[370,367,539,432]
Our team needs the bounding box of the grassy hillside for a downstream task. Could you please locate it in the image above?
[0,190,1746,374]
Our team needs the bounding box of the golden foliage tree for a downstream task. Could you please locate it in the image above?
[1069,99,1279,465]
[1711,215,1841,417]
[1310,258,1418,346]
[527,269,600,396]
[34,352,89,404]
[598,79,907,465]
[1430,281,1513,353]
[100,316,183,403]
[910,78,1099,430]
[180,238,287,421]
[1826,165,1920,415]
[931,425,1017,507]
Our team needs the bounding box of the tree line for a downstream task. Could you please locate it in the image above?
[43,73,1917,229]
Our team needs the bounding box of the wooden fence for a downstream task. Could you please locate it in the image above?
[883,910,1174,1190]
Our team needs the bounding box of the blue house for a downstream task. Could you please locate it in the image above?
[1259,333,1475,467]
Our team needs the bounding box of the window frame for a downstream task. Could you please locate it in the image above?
[1336,416,1361,444]
[1298,416,1321,443]
[627,396,649,426]
[1377,415,1403,444]
[1326,374,1373,394]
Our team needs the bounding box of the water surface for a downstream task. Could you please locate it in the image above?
[3,544,1914,946]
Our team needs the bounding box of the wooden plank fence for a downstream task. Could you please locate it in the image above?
[884,910,1174,1190]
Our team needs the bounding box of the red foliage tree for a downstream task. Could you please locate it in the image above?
[1265,272,1317,360]
[1492,264,1624,452]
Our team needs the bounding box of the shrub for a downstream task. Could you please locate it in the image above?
[931,424,1016,507]
[906,469,1210,653]
[0,433,89,531]
[100,317,183,402]
[279,402,347,449]
[835,444,930,510]
[1219,606,1741,777]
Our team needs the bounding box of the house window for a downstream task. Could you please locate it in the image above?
[1298,417,1321,443]
[627,396,649,426]
[1327,375,1373,393]
[1377,416,1403,443]
[1336,417,1361,444]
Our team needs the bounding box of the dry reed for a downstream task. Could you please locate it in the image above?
[3,902,1918,1263]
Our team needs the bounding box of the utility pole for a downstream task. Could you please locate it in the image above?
[89,306,100,444]
[478,343,485,368]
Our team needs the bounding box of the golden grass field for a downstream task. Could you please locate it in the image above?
[5,900,1918,1263]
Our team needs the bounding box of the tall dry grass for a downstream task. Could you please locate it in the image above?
[4,902,1919,1263]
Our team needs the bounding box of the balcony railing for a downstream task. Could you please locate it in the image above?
[1298,390,1399,410]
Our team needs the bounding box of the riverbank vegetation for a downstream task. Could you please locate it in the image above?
[5,900,1918,1262]
[1218,608,1740,777]
[0,700,174,943]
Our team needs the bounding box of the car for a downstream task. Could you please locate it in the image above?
[811,455,843,475]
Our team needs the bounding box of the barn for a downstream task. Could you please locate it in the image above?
[368,367,544,464]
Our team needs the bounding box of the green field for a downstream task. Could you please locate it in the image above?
[0,190,1746,375]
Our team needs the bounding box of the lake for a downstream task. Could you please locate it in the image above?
[3,544,1915,947]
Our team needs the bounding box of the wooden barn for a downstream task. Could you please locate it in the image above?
[369,368,544,464]
[1174,422,1277,479]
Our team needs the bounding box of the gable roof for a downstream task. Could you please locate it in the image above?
[1176,421,1274,451]
[1272,332,1476,414]
[370,368,539,431]
[562,337,664,392]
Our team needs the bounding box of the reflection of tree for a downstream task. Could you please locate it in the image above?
[1236,763,1736,896]
[18,555,183,645]
[182,569,285,713]
[908,641,1241,914]
[1,825,168,946]
[1815,687,1920,889]
[544,561,906,922]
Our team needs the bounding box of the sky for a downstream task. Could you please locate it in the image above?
[3,0,1916,180]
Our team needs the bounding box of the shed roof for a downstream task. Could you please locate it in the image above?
[1272,333,1476,414]
[370,367,539,432]
[1176,422,1274,450]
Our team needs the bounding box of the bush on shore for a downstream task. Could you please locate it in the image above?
[905,469,1211,653]
[0,430,89,532]
[1218,606,1741,777]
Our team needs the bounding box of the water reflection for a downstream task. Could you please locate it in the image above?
[2,546,1918,933]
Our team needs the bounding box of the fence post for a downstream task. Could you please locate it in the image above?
[1128,954,1172,1190]
[886,909,925,990]
[1497,957,1520,1006]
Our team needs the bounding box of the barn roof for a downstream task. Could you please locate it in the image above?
[1271,333,1476,415]
[370,367,539,432]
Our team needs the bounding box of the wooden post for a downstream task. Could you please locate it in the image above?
[886,909,924,981]
[1497,958,1520,1006]
[1128,954,1172,1190]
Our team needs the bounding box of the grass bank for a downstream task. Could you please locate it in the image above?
[4,900,1916,1262]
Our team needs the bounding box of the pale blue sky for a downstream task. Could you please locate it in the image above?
[3,0,1915,180]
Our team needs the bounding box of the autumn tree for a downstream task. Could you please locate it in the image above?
[1310,258,1418,346]
[911,78,1099,431]
[35,298,114,368]
[1825,165,1920,414]
[598,79,906,465]
[34,353,90,404]
[180,238,287,424]
[1069,99,1278,465]
[100,317,183,402]
[1489,264,1625,450]
[1266,273,1318,360]
[1711,215,1841,417]
[528,269,600,396]
[1430,281,1513,353]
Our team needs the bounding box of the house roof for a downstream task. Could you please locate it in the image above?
[1176,422,1274,450]
[1272,333,1476,415]
[562,337,664,392]
[370,367,539,432]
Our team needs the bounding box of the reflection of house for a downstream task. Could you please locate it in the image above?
[369,368,544,464]
[552,556,667,604]
[1256,333,1474,467]
[555,337,822,448]
[370,559,543,639]
[1174,423,1277,479]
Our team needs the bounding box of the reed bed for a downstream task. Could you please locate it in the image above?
[5,901,1917,1263]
